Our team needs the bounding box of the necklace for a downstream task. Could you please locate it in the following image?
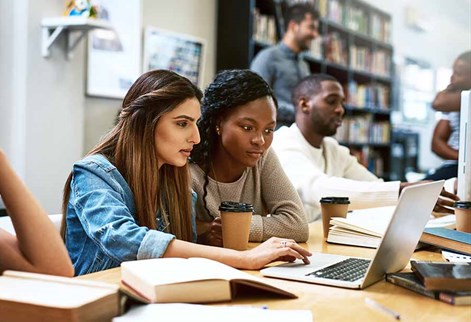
[210,162,223,203]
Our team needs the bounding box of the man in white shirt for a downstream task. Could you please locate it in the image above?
[271,74,457,222]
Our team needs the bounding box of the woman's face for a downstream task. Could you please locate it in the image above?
[217,96,276,168]
[155,97,201,169]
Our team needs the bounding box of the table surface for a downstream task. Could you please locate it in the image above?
[78,222,471,321]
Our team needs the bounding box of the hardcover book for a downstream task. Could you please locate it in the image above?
[410,261,471,291]
[0,270,120,322]
[420,227,471,255]
[386,272,471,305]
[121,257,297,303]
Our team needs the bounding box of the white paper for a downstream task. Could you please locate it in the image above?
[113,303,313,322]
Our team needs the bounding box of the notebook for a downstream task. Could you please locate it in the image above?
[261,180,445,289]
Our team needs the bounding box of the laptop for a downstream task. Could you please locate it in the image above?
[261,180,445,289]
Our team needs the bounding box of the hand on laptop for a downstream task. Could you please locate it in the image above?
[243,237,312,270]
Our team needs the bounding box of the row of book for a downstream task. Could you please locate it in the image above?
[317,32,392,77]
[322,0,391,43]
[370,12,391,43]
[350,146,385,176]
[345,81,390,110]
[324,31,348,66]
[252,8,277,45]
[335,115,390,144]
[350,46,392,77]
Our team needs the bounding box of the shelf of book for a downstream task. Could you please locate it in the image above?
[216,0,394,179]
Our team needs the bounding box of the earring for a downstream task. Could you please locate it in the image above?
[215,126,220,135]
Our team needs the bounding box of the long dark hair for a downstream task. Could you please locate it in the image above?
[191,69,277,216]
[62,70,202,241]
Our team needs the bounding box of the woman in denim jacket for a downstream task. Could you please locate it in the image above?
[61,70,311,276]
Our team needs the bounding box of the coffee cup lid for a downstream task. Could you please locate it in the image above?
[454,201,471,209]
[219,201,254,212]
[319,197,350,204]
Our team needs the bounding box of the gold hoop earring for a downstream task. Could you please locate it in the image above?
[216,126,221,135]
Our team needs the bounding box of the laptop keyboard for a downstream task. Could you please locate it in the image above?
[306,258,371,282]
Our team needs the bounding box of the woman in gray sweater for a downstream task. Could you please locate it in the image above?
[191,70,309,246]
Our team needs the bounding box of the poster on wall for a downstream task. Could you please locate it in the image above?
[143,27,206,87]
[86,0,142,99]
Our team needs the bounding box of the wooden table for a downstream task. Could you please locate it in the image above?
[78,222,471,321]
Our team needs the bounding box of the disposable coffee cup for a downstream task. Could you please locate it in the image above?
[454,201,471,233]
[219,201,254,250]
[320,197,350,239]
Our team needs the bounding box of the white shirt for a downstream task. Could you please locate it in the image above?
[272,124,400,222]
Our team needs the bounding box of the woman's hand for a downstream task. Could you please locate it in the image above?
[239,237,312,270]
[197,217,223,247]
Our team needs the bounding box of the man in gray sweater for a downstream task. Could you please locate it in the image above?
[251,3,319,128]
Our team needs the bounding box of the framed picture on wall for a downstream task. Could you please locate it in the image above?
[86,0,142,99]
[143,27,206,87]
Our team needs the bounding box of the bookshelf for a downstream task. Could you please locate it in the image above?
[216,0,394,179]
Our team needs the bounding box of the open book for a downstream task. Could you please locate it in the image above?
[121,257,296,303]
[327,206,456,248]
[0,270,120,322]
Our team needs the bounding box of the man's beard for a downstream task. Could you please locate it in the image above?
[296,37,311,52]
[314,122,338,137]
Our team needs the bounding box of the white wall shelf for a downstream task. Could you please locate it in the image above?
[41,16,112,59]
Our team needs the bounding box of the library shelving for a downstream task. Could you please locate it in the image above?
[216,0,394,179]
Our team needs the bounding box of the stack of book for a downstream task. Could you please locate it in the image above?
[386,261,471,306]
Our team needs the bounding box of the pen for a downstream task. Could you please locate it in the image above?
[365,297,401,320]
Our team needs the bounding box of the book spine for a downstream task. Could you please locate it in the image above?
[438,292,471,306]
[438,292,455,305]
[386,275,437,299]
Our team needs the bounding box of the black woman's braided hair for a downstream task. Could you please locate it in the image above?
[191,69,278,217]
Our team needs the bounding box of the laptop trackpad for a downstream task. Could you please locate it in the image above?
[263,252,347,276]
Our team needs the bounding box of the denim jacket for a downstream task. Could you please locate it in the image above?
[65,154,197,276]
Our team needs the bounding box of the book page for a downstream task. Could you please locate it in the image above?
[121,258,259,286]
[330,207,456,237]
[113,303,312,322]
[330,206,395,236]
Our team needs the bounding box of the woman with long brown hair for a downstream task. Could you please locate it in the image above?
[62,70,310,276]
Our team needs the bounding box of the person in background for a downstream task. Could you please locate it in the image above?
[250,3,319,128]
[425,50,471,180]
[190,69,309,247]
[0,149,73,276]
[271,73,459,222]
[62,69,310,276]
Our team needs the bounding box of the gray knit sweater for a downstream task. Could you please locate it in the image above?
[190,148,309,242]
